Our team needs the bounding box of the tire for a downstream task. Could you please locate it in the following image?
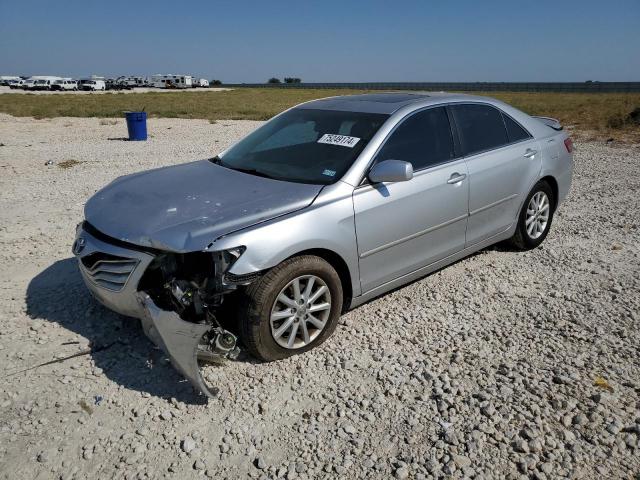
[238,255,343,361]
[509,180,555,250]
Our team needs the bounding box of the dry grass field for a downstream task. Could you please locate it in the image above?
[0,88,638,141]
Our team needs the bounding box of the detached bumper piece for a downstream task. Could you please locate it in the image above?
[137,293,239,398]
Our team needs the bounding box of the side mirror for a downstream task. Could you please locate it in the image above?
[368,160,413,184]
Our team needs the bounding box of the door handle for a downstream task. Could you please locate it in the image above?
[523,148,538,159]
[447,173,467,184]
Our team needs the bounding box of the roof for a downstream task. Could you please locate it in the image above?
[298,92,485,114]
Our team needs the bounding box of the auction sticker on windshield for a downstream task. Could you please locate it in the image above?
[317,134,360,148]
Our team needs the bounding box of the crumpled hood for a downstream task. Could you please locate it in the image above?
[85,160,322,252]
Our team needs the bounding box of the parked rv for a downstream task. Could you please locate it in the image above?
[79,79,106,91]
[151,74,193,89]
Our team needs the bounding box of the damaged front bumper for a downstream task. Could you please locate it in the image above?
[137,293,239,398]
[74,223,242,398]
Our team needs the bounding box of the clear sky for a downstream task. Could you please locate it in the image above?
[1,0,638,82]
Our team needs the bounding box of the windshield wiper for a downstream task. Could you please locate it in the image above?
[210,156,278,180]
[229,167,278,180]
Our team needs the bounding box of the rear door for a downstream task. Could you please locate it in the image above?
[450,104,541,245]
[353,106,469,293]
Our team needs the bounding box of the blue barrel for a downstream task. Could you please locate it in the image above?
[125,111,147,141]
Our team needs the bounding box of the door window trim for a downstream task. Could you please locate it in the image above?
[357,101,535,187]
[448,102,534,159]
[357,104,461,186]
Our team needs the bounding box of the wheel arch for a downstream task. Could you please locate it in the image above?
[539,175,559,211]
[284,248,353,313]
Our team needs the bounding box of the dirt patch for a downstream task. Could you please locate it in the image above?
[57,159,83,169]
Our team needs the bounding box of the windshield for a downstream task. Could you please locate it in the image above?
[218,109,388,184]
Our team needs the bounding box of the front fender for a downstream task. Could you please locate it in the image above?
[208,182,361,297]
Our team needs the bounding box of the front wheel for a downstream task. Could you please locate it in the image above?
[238,255,343,361]
[509,181,555,250]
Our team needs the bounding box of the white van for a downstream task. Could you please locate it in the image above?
[30,76,64,90]
[8,79,25,89]
[33,79,52,90]
[51,79,78,91]
[22,79,37,90]
[79,79,106,91]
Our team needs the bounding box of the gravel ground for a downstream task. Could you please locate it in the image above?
[0,114,639,480]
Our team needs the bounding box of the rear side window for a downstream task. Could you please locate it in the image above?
[451,104,508,156]
[502,113,532,142]
[375,107,455,171]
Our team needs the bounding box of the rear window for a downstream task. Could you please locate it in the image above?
[451,104,508,156]
[502,113,532,142]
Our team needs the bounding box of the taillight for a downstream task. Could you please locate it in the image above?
[564,137,573,153]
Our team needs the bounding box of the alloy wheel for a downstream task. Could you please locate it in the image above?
[525,191,550,239]
[270,275,331,349]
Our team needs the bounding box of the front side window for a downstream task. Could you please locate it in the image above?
[374,106,455,171]
[451,104,508,156]
[218,109,388,184]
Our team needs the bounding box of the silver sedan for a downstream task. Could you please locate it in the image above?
[74,92,573,396]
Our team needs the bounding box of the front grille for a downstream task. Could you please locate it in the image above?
[224,271,261,285]
[80,252,139,291]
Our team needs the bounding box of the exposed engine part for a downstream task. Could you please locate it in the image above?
[167,279,205,316]
[134,248,261,397]
[138,248,260,323]
[198,327,240,363]
[137,293,239,398]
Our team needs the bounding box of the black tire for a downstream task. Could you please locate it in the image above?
[509,180,555,250]
[238,255,343,361]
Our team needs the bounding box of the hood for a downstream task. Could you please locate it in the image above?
[85,160,322,252]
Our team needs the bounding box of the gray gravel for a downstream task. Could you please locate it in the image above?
[0,114,639,479]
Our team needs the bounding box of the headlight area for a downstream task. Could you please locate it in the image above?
[135,247,259,398]
[137,247,251,322]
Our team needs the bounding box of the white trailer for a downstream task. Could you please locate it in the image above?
[151,74,193,89]
[193,78,209,88]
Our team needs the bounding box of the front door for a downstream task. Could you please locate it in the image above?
[353,106,469,293]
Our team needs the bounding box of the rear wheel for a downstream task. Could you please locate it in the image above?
[238,255,343,361]
[509,180,555,250]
